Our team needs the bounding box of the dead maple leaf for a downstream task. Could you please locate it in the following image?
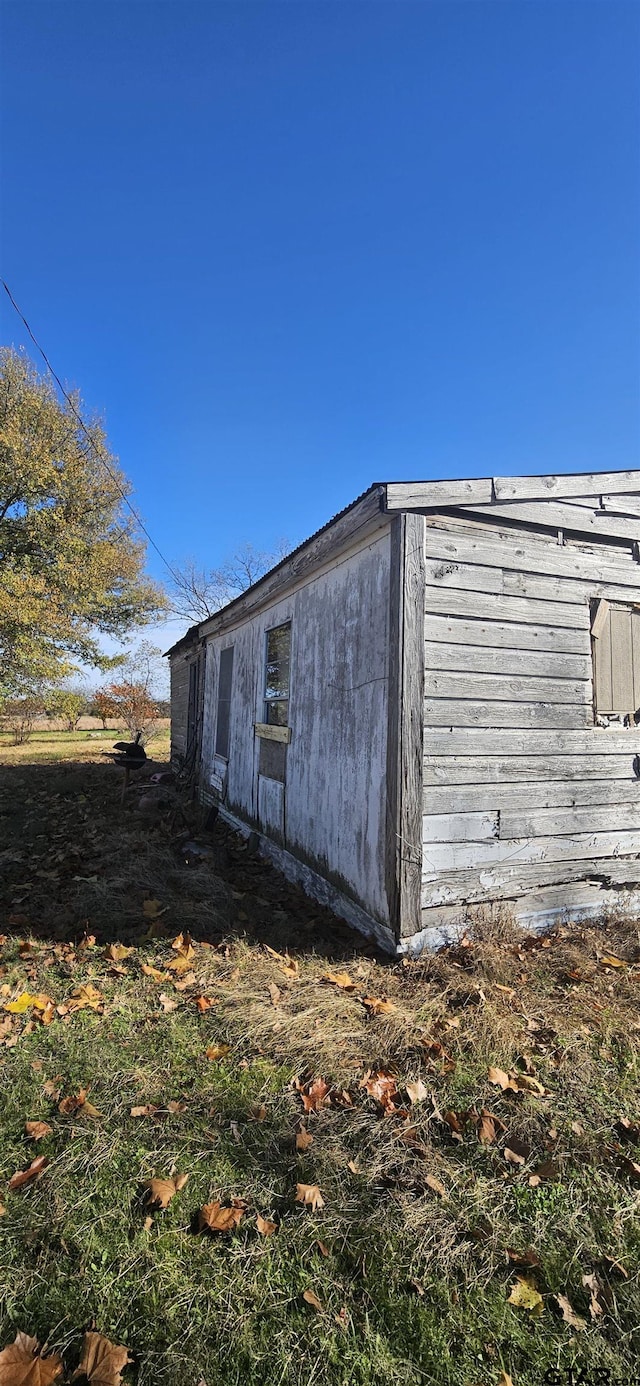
[6,992,53,1016]
[195,995,216,1013]
[359,1069,400,1113]
[508,1275,544,1316]
[361,996,396,1016]
[144,1172,189,1210]
[25,1121,52,1142]
[71,1331,132,1384]
[268,982,281,1007]
[158,993,178,1013]
[424,1173,447,1199]
[555,1293,586,1330]
[477,1109,506,1145]
[173,972,197,991]
[171,931,195,959]
[8,1154,48,1190]
[406,1079,428,1106]
[302,1288,323,1311]
[504,1136,531,1166]
[103,943,132,964]
[199,1199,245,1233]
[324,971,356,992]
[296,1077,331,1112]
[0,1331,63,1383]
[140,964,167,983]
[256,1211,277,1236]
[165,954,193,975]
[65,984,103,1014]
[206,1043,231,1062]
[58,1089,88,1116]
[443,1110,466,1142]
[296,1123,314,1152]
[296,1182,325,1211]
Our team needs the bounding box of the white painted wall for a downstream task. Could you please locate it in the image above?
[201,528,392,926]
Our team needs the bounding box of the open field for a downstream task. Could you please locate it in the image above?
[0,724,171,766]
[0,731,639,1385]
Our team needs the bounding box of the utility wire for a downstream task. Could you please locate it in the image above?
[1,278,182,585]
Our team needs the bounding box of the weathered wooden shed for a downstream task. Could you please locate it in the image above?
[167,470,640,954]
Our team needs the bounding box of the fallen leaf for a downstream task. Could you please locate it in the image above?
[296,1077,331,1112]
[504,1136,531,1166]
[0,1331,63,1383]
[145,1172,189,1210]
[582,1272,606,1320]
[406,1079,428,1106]
[103,943,132,963]
[130,1105,159,1119]
[248,1103,267,1122]
[206,1044,231,1062]
[6,992,53,1015]
[302,1288,323,1311]
[199,1199,245,1232]
[359,1069,401,1113]
[195,995,216,1012]
[173,972,196,991]
[158,993,178,1013]
[506,1246,541,1268]
[478,1108,507,1145]
[58,1089,88,1116]
[361,996,396,1016]
[8,1154,49,1189]
[42,1077,62,1101]
[296,1124,314,1152]
[508,1275,544,1316]
[65,983,104,1014]
[296,1182,325,1211]
[443,1109,466,1141]
[528,1160,558,1186]
[487,1065,516,1091]
[141,964,167,982]
[425,1173,447,1198]
[268,982,281,1007]
[324,971,356,992]
[614,1117,640,1145]
[171,931,195,959]
[601,1254,628,1278]
[71,1330,132,1384]
[599,954,626,968]
[555,1293,586,1330]
[166,954,193,975]
[166,1100,186,1115]
[25,1121,52,1142]
[256,1211,277,1236]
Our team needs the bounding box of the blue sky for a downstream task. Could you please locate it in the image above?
[1,0,639,651]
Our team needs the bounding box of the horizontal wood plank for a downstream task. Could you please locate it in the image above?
[422,829,640,874]
[424,728,638,755]
[424,699,592,729]
[426,640,591,680]
[421,857,640,908]
[422,776,640,814]
[423,523,640,587]
[385,478,493,509]
[424,614,588,655]
[422,810,499,843]
[424,752,637,785]
[425,669,591,705]
[493,471,640,503]
[501,801,640,839]
[254,723,292,743]
[424,587,590,628]
[424,556,640,609]
[461,499,640,545]
[601,493,640,517]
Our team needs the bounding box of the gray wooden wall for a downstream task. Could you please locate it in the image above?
[421,514,640,923]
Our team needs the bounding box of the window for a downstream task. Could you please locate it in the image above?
[215,646,234,758]
[592,599,640,718]
[264,622,291,727]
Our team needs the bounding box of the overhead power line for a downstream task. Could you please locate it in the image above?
[1,278,181,585]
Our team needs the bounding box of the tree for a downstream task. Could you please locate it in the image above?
[90,689,118,729]
[0,348,167,697]
[46,687,88,731]
[103,681,160,744]
[169,540,290,623]
[1,693,45,745]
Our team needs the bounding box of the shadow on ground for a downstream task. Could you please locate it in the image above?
[0,760,383,962]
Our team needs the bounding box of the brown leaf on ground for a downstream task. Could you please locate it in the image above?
[268,982,281,1007]
[58,1089,89,1116]
[103,943,132,963]
[508,1275,544,1315]
[296,1077,331,1112]
[0,1331,63,1383]
[71,1331,132,1384]
[555,1293,586,1330]
[614,1117,640,1145]
[615,1151,640,1182]
[140,964,167,982]
[199,1199,245,1233]
[302,1288,323,1311]
[166,954,193,975]
[171,931,195,959]
[166,1100,187,1115]
[324,971,356,992]
[506,1246,541,1268]
[6,992,54,1016]
[158,993,178,1012]
[206,1044,231,1062]
[443,1110,466,1142]
[504,1136,531,1165]
[145,1172,189,1210]
[248,1103,267,1122]
[130,1105,159,1119]
[24,1121,52,1142]
[296,1182,325,1211]
[256,1212,277,1236]
[194,995,216,1012]
[361,996,395,1016]
[8,1155,48,1190]
[42,1078,62,1101]
[359,1069,400,1113]
[477,1109,507,1145]
[406,1079,428,1106]
[65,984,104,1014]
[599,953,626,968]
[528,1160,558,1186]
[487,1066,516,1091]
[173,972,197,992]
[424,1173,447,1198]
[582,1272,607,1320]
[265,946,300,979]
[296,1124,314,1152]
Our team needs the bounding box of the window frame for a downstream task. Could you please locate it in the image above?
[214,644,235,760]
[263,620,292,728]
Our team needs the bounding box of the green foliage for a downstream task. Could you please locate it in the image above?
[45,687,88,731]
[0,347,167,696]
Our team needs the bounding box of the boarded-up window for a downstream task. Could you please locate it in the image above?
[215,646,234,758]
[264,623,291,727]
[592,600,640,714]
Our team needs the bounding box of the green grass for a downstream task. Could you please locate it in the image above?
[0,751,639,1383]
[0,725,170,765]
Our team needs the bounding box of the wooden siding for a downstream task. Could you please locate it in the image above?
[422,519,640,916]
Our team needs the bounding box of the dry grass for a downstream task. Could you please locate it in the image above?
[0,741,639,1384]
